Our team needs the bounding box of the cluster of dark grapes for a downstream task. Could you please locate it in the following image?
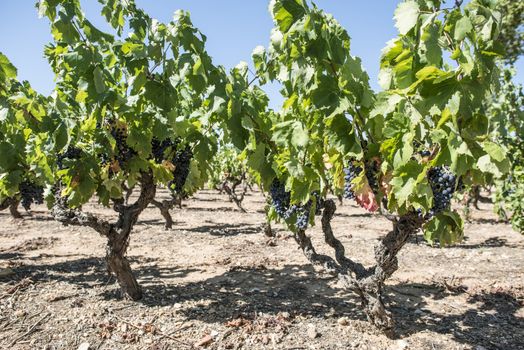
[282,203,311,230]
[269,179,291,218]
[413,140,432,158]
[151,137,180,163]
[312,191,324,215]
[57,146,82,170]
[295,205,311,230]
[365,161,380,194]
[99,152,111,167]
[19,181,44,211]
[427,166,457,217]
[168,146,193,194]
[111,126,137,166]
[344,160,381,199]
[269,179,316,230]
[343,162,363,199]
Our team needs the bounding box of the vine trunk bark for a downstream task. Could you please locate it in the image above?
[151,199,175,230]
[295,199,422,335]
[220,174,248,213]
[9,199,23,219]
[0,198,23,219]
[51,171,156,300]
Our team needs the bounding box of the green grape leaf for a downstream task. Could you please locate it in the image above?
[423,211,464,246]
[270,0,306,33]
[419,24,442,66]
[272,120,309,148]
[93,66,106,94]
[482,141,506,163]
[454,16,473,41]
[0,52,17,82]
[394,1,420,35]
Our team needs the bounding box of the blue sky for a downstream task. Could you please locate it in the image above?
[0,1,522,109]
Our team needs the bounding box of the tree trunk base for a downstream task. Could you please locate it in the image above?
[152,199,174,230]
[106,252,142,300]
[294,199,422,336]
[360,289,395,336]
[9,200,23,219]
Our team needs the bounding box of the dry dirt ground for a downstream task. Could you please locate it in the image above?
[0,189,523,350]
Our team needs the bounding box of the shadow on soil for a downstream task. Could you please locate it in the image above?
[408,235,522,249]
[184,222,263,236]
[390,283,523,349]
[3,254,523,349]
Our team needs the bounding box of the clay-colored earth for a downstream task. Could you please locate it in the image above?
[0,189,523,349]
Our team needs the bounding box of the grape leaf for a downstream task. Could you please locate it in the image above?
[454,16,473,41]
[394,1,420,35]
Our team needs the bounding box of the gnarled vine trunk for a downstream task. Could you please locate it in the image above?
[51,171,156,300]
[151,198,176,230]
[9,199,23,219]
[295,199,422,335]
[0,198,23,219]
[220,173,248,212]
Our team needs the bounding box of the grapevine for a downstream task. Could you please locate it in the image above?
[0,0,519,338]
[37,0,228,299]
[208,145,253,212]
[233,0,509,332]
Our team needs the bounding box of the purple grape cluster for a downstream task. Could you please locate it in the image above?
[344,160,381,200]
[312,191,324,215]
[269,179,291,218]
[269,179,317,230]
[365,161,380,194]
[111,126,137,166]
[151,137,180,163]
[57,146,82,170]
[343,162,363,199]
[19,181,44,211]
[295,205,311,230]
[168,145,193,194]
[427,166,457,217]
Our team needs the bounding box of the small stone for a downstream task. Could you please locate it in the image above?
[14,310,26,317]
[307,324,319,339]
[396,339,409,350]
[210,330,219,339]
[111,334,124,343]
[261,334,270,345]
[337,317,349,326]
[475,347,487,350]
[195,334,213,347]
[414,309,424,315]
[77,343,90,350]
